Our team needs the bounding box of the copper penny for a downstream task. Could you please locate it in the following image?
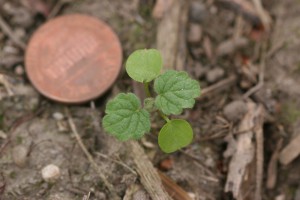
[25,14,122,103]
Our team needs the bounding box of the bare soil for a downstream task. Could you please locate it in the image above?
[1,0,300,200]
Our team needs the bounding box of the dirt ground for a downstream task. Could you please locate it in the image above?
[0,0,300,200]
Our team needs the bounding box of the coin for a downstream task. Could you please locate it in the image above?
[25,14,122,103]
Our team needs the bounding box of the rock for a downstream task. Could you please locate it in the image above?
[189,1,208,23]
[188,192,196,200]
[11,8,34,28]
[0,55,23,69]
[27,96,40,110]
[52,112,64,121]
[41,164,61,183]
[12,145,29,167]
[216,37,249,56]
[3,45,19,55]
[14,28,26,39]
[223,100,248,123]
[275,194,285,200]
[193,62,207,78]
[13,84,39,97]
[0,130,7,139]
[206,67,225,83]
[187,23,202,43]
[133,189,149,200]
[14,65,25,75]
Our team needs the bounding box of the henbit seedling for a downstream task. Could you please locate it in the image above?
[102,49,201,153]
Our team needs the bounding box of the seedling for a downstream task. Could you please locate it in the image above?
[102,49,201,153]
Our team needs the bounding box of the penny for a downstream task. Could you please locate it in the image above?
[25,14,122,103]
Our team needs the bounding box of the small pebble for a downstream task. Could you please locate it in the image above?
[189,1,208,23]
[1,55,23,69]
[275,194,285,200]
[52,112,64,121]
[94,191,106,200]
[41,164,61,183]
[206,67,225,83]
[14,65,25,75]
[188,23,202,43]
[205,157,215,168]
[209,5,218,14]
[216,37,249,56]
[27,97,40,110]
[2,2,14,14]
[193,63,207,78]
[223,100,247,123]
[133,189,149,200]
[14,28,26,39]
[188,192,196,200]
[3,45,19,54]
[11,8,33,28]
[12,145,29,167]
[0,130,7,139]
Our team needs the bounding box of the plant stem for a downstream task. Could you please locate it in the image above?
[143,82,152,97]
[159,111,170,123]
[143,81,170,123]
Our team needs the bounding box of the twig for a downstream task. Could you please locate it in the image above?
[0,74,14,96]
[200,126,255,141]
[217,0,261,25]
[224,102,264,198]
[243,42,267,99]
[95,152,137,176]
[251,0,271,31]
[254,105,264,200]
[0,15,26,50]
[266,139,283,189]
[156,0,188,70]
[47,0,71,19]
[197,74,237,99]
[179,150,217,178]
[158,170,192,200]
[242,79,263,99]
[82,192,91,200]
[127,140,172,200]
[65,108,120,200]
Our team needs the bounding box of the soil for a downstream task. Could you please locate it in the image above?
[0,0,300,200]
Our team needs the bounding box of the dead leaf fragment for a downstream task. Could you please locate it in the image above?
[266,139,283,189]
[224,102,264,198]
[279,134,300,165]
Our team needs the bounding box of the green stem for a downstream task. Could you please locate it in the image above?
[143,82,151,97]
[158,111,170,123]
[143,81,170,123]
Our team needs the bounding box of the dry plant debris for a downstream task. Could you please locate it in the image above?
[279,134,300,165]
[224,102,264,199]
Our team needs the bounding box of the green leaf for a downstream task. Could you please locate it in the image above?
[158,119,193,153]
[154,70,201,115]
[102,93,151,141]
[126,49,162,83]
